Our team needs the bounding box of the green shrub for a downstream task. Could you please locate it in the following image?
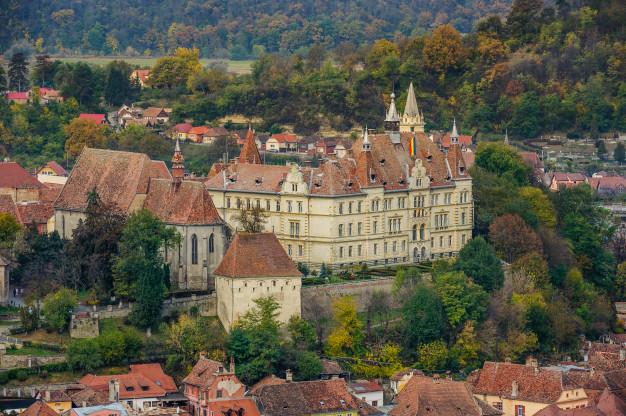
[0,372,9,384]
[40,370,48,379]
[17,370,28,381]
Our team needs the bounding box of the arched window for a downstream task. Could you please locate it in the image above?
[421,246,426,259]
[209,233,214,253]
[419,223,425,240]
[413,247,418,260]
[191,234,198,265]
[62,215,66,238]
[412,224,417,241]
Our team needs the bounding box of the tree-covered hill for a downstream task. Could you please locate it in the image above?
[0,0,517,57]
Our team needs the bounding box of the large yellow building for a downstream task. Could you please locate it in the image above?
[205,87,473,270]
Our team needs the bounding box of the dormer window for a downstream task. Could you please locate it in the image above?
[255,177,262,185]
[460,167,465,175]
[320,402,325,407]
[370,174,376,181]
[292,184,298,192]
[379,158,385,165]
[426,155,432,162]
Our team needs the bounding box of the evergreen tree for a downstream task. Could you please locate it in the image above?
[615,142,626,164]
[0,66,7,95]
[8,52,29,91]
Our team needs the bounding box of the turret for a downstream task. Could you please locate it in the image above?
[362,127,371,152]
[450,118,459,145]
[400,82,425,133]
[385,92,401,144]
[172,138,185,182]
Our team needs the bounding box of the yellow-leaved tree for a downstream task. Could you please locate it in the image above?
[64,118,108,160]
[326,296,364,357]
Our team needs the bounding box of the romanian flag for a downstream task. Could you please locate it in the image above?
[410,136,417,156]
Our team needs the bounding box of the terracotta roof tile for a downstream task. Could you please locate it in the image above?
[249,375,286,396]
[142,179,223,225]
[390,369,423,382]
[143,107,168,118]
[79,373,167,399]
[441,134,473,147]
[15,202,54,225]
[20,402,58,416]
[134,70,150,83]
[270,133,296,143]
[389,376,494,416]
[519,152,544,170]
[39,186,62,204]
[239,128,262,164]
[348,382,382,394]
[256,379,363,416]
[588,344,626,372]
[54,148,172,213]
[130,364,178,393]
[207,398,261,416]
[7,92,27,100]
[0,162,46,189]
[79,114,107,124]
[37,161,68,176]
[214,233,302,278]
[70,388,112,407]
[171,123,193,133]
[320,359,344,375]
[468,362,581,403]
[182,357,242,392]
[37,390,72,402]
[0,194,18,218]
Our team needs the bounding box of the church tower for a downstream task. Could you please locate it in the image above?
[385,92,401,144]
[450,118,459,145]
[172,138,185,182]
[400,82,425,133]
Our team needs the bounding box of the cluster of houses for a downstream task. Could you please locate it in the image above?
[6,341,626,416]
[6,88,63,104]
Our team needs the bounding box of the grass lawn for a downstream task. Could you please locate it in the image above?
[0,306,19,313]
[54,56,254,74]
[16,328,67,345]
[5,346,60,356]
[0,320,19,325]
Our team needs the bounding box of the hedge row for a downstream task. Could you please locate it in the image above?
[22,340,64,352]
[1,362,70,381]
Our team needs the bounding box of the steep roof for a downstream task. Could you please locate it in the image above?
[207,399,261,416]
[189,126,211,135]
[36,390,72,402]
[171,123,193,133]
[54,148,172,212]
[129,364,178,393]
[588,177,626,191]
[588,344,626,372]
[239,128,262,164]
[348,382,383,394]
[320,359,344,375]
[142,179,223,225]
[20,402,58,416]
[249,375,286,396]
[134,70,150,83]
[0,194,18,218]
[7,92,28,100]
[403,82,419,118]
[143,107,168,118]
[256,379,362,416]
[270,133,297,143]
[441,134,473,148]
[182,357,234,388]
[468,362,581,403]
[391,369,423,381]
[15,202,54,225]
[37,161,68,176]
[390,376,499,416]
[214,233,302,278]
[519,152,544,170]
[70,388,112,407]
[0,162,46,189]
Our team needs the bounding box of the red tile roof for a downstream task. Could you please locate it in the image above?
[54,148,172,213]
[37,161,68,176]
[588,177,626,192]
[36,390,72,402]
[79,114,107,124]
[189,126,211,135]
[182,356,244,396]
[7,92,28,100]
[20,402,58,416]
[214,233,302,278]
[0,194,18,218]
[172,123,193,133]
[239,128,262,164]
[468,362,580,403]
[207,399,261,416]
[390,376,500,416]
[519,152,544,170]
[141,179,223,225]
[534,388,626,416]
[248,375,286,396]
[391,369,423,381]
[143,107,169,118]
[15,202,54,225]
[79,373,167,399]
[441,134,473,148]
[134,70,150,83]
[39,186,62,204]
[320,359,344,375]
[463,153,475,168]
[255,379,364,416]
[70,388,112,407]
[271,133,297,143]
[588,344,626,372]
[348,382,383,394]
[0,162,46,189]
[130,364,178,393]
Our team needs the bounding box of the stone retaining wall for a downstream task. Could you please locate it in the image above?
[0,354,66,369]
[301,278,397,313]
[91,294,217,319]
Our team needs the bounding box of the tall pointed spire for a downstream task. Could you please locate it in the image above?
[385,92,400,123]
[400,82,425,133]
[239,125,262,164]
[450,118,459,145]
[172,138,185,182]
[362,127,371,152]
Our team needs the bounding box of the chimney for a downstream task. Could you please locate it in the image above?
[433,374,440,383]
[331,374,339,380]
[230,356,235,374]
[346,149,354,159]
[82,401,87,408]
[526,357,538,367]
[286,369,293,382]
[535,367,540,376]
[512,381,519,398]
[45,391,50,402]
[620,349,626,361]
[505,357,511,363]
[114,380,120,402]
[109,378,115,402]
[199,352,207,359]
[590,368,595,376]
[445,371,452,381]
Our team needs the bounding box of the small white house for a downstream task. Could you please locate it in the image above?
[347,382,384,407]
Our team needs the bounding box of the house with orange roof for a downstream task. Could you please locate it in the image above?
[35,390,72,414]
[188,126,211,143]
[167,123,194,141]
[0,161,48,203]
[36,161,69,186]
[467,361,589,416]
[266,133,297,152]
[143,107,169,124]
[131,70,151,88]
[215,232,302,331]
[182,353,245,416]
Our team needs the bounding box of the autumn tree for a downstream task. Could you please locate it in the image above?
[489,213,543,263]
[326,296,365,357]
[64,118,108,160]
[233,206,269,233]
[306,43,327,72]
[0,213,21,249]
[423,25,463,77]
